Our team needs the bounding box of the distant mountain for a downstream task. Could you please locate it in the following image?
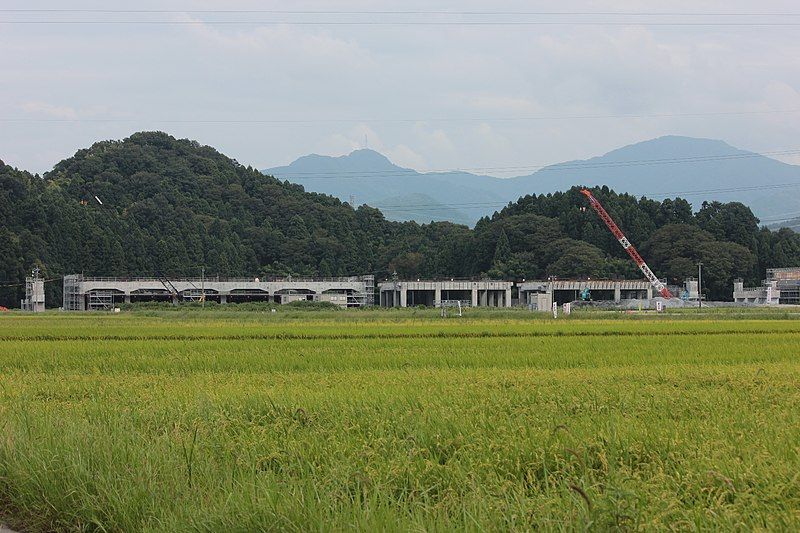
[501,136,800,223]
[768,217,800,233]
[264,149,506,224]
[264,136,800,227]
[371,192,472,225]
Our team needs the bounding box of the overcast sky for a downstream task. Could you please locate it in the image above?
[2,0,800,175]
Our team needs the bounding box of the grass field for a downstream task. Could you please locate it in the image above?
[1,309,799,531]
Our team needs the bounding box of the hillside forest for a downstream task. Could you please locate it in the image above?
[2,132,800,307]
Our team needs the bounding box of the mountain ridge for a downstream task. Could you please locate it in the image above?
[264,136,800,226]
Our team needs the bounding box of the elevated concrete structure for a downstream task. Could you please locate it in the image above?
[63,275,374,310]
[734,267,800,305]
[519,279,653,310]
[379,280,513,308]
[732,279,778,305]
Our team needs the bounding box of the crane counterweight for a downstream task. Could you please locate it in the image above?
[580,189,673,299]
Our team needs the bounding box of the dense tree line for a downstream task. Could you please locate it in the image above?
[2,131,799,306]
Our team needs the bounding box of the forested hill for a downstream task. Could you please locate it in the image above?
[0,132,472,306]
[2,131,800,307]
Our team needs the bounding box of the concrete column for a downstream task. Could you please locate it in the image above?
[646,287,653,300]
[435,287,442,307]
[471,288,478,307]
[124,294,131,304]
[614,287,621,302]
[172,295,179,306]
[399,288,407,308]
[505,288,512,307]
[220,294,228,304]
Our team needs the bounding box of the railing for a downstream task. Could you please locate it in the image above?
[737,283,776,293]
[77,276,370,283]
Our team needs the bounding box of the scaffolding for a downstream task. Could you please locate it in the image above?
[63,274,84,311]
[355,275,375,307]
[769,268,800,305]
[22,268,45,312]
[87,290,118,311]
[61,274,376,309]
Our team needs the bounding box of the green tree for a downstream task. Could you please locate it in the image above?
[493,229,511,264]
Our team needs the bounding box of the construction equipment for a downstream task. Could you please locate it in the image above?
[580,189,673,299]
[156,271,180,302]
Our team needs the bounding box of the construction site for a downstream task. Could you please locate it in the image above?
[733,268,800,305]
[17,190,800,312]
[61,275,375,311]
[378,280,513,308]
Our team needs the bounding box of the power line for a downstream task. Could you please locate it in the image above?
[3,109,799,126]
[3,19,800,27]
[3,10,800,16]
[0,278,59,288]
[371,181,800,213]
[759,212,800,223]
[653,182,800,197]
[268,149,800,179]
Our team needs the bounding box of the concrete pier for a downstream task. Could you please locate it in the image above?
[519,279,652,310]
[378,280,513,308]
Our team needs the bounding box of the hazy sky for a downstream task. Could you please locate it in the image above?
[2,0,800,174]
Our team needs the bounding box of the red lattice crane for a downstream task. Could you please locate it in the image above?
[580,189,673,299]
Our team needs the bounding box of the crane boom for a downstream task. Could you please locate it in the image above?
[580,189,673,298]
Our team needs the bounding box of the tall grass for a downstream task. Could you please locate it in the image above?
[0,312,799,530]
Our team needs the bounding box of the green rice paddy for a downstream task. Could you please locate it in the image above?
[1,309,799,531]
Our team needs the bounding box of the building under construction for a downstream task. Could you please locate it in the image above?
[21,272,46,312]
[379,280,513,308]
[733,267,800,305]
[519,279,654,309]
[62,274,374,311]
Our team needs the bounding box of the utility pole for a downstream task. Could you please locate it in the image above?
[697,262,703,308]
[201,267,205,308]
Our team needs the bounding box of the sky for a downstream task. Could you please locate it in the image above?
[2,0,800,175]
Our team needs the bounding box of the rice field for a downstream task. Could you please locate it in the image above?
[1,310,799,531]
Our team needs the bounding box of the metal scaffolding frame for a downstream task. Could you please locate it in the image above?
[61,274,377,309]
[63,274,84,311]
[22,268,46,312]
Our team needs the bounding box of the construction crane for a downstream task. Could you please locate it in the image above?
[580,189,673,299]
